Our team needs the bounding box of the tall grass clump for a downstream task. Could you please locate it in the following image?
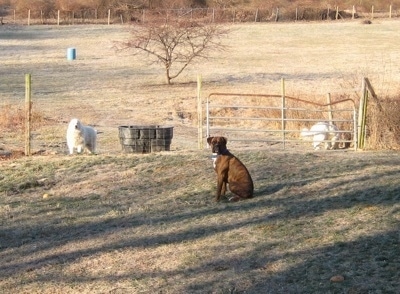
[0,104,25,132]
[0,103,46,133]
[367,98,400,149]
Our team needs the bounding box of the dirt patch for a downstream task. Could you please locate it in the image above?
[0,149,24,160]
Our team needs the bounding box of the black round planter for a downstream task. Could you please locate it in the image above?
[118,125,173,153]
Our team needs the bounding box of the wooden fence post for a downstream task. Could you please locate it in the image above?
[281,78,286,149]
[327,93,333,122]
[25,74,32,156]
[108,9,111,25]
[197,75,203,150]
[206,96,210,139]
[358,78,371,149]
[28,9,30,25]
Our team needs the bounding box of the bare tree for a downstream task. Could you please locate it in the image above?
[115,19,229,85]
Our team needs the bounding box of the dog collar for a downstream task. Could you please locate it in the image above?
[219,149,229,155]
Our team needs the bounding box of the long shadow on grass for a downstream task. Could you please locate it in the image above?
[182,229,400,293]
[0,152,399,291]
[1,176,399,278]
[6,229,397,293]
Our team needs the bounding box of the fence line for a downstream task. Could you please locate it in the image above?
[1,5,399,25]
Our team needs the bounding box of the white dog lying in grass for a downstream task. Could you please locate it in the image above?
[66,118,97,154]
[300,121,339,150]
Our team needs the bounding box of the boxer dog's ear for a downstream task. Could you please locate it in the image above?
[222,137,227,145]
[207,137,214,145]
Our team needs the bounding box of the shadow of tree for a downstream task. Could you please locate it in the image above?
[0,150,399,293]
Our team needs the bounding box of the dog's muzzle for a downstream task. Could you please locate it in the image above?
[211,144,220,154]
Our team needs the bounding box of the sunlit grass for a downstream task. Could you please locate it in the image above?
[0,150,399,293]
[1,21,400,293]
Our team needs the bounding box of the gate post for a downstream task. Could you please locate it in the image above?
[281,78,286,149]
[206,95,210,140]
[197,75,203,149]
[358,78,368,149]
[25,74,32,156]
[327,93,333,122]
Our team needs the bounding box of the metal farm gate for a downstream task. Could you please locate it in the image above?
[204,92,357,150]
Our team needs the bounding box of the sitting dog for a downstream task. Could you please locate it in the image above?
[66,118,97,155]
[207,136,254,202]
[300,121,339,150]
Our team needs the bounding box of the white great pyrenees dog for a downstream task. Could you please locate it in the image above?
[300,121,339,150]
[66,118,97,154]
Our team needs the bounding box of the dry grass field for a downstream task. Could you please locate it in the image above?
[1,20,400,293]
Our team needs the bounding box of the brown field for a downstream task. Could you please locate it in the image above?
[0,20,400,293]
[1,19,400,152]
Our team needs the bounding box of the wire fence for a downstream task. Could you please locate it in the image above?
[1,6,399,26]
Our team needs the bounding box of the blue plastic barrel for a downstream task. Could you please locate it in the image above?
[67,48,76,60]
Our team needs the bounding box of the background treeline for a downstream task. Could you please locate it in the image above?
[1,0,400,12]
[0,0,399,23]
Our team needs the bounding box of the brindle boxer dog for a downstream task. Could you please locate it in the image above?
[207,136,254,202]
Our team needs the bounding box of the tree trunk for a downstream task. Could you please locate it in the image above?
[166,67,172,85]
